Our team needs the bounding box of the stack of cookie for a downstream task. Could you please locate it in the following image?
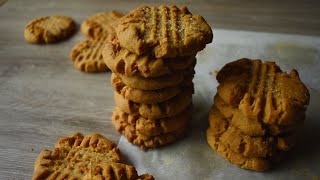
[103,5,213,148]
[207,58,310,171]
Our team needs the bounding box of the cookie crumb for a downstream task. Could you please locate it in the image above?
[210,69,219,76]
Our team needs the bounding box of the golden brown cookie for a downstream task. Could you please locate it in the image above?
[116,5,213,58]
[208,105,296,158]
[70,35,113,72]
[32,133,154,180]
[115,68,194,90]
[215,89,303,136]
[102,39,197,78]
[206,128,270,171]
[24,16,75,44]
[113,105,191,136]
[216,58,310,127]
[112,73,185,103]
[81,11,124,39]
[113,113,187,149]
[114,87,193,119]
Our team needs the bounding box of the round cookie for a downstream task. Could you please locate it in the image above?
[113,105,192,136]
[112,73,185,103]
[81,11,124,39]
[114,88,193,119]
[116,69,194,90]
[116,5,213,58]
[70,35,113,72]
[216,58,309,127]
[24,16,75,44]
[214,94,303,136]
[208,105,296,158]
[32,133,154,179]
[113,113,187,149]
[102,39,197,78]
[206,128,270,171]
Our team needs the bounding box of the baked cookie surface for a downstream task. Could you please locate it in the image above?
[206,128,271,171]
[208,104,296,158]
[70,35,113,72]
[113,105,191,136]
[32,133,154,180]
[24,16,75,44]
[214,94,302,136]
[115,68,194,90]
[103,39,196,78]
[81,11,124,39]
[216,58,309,127]
[113,112,187,149]
[112,73,183,103]
[116,5,213,58]
[114,87,193,119]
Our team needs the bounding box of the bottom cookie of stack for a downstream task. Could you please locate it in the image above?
[112,105,192,149]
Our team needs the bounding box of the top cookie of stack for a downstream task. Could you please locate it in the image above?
[116,5,213,58]
[103,5,213,149]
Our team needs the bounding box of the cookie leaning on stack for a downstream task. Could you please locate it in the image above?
[103,5,213,149]
[206,58,310,171]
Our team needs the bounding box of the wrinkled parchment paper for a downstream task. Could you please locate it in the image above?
[118,29,320,180]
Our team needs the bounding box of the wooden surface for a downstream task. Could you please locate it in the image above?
[0,0,320,179]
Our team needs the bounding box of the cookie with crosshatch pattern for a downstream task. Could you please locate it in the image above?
[116,5,213,58]
[216,58,309,136]
[81,11,124,39]
[70,35,114,72]
[208,99,296,159]
[32,133,154,180]
[24,16,75,44]
[102,39,196,78]
[112,111,187,149]
[113,105,191,136]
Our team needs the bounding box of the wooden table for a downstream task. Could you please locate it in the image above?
[0,0,319,179]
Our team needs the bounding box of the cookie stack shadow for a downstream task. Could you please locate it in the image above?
[103,6,213,149]
[206,58,310,171]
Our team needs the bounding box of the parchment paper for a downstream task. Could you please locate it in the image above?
[118,29,320,180]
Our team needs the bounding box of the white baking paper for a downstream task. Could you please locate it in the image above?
[118,29,320,180]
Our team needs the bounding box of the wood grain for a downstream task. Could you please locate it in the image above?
[0,0,319,179]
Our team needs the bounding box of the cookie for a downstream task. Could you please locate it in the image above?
[112,73,184,103]
[115,68,194,90]
[24,16,75,44]
[216,58,310,127]
[114,87,193,119]
[102,39,197,78]
[215,87,303,136]
[70,35,114,72]
[32,133,154,180]
[208,105,295,158]
[206,128,270,171]
[113,105,191,136]
[113,113,187,149]
[81,11,124,39]
[116,5,213,58]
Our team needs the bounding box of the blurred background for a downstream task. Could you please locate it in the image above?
[1,0,320,35]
